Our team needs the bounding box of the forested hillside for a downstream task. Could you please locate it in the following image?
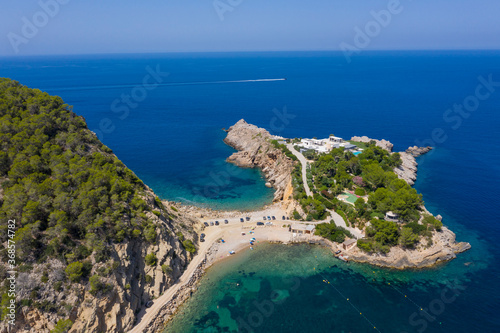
[0,78,197,332]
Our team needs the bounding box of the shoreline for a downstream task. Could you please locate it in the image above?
[129,121,471,332]
[130,217,470,332]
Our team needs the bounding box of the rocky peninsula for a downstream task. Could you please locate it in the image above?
[223,119,295,203]
[219,122,470,270]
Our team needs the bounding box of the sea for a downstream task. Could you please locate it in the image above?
[1,50,500,332]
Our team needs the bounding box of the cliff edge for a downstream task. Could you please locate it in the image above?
[223,119,294,203]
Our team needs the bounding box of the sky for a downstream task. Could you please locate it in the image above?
[0,0,499,56]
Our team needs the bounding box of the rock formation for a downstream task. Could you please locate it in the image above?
[223,119,294,203]
[6,187,198,333]
[393,152,419,185]
[347,227,471,269]
[350,136,394,152]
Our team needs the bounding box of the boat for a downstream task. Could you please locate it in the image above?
[229,251,235,255]
[337,255,349,263]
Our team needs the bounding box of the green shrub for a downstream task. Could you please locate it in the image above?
[50,319,73,333]
[314,223,352,243]
[357,239,373,252]
[399,227,419,248]
[41,271,49,283]
[354,188,366,196]
[145,275,153,284]
[65,262,84,282]
[89,275,106,295]
[145,253,157,266]
[161,264,173,274]
[182,240,196,254]
[54,281,63,292]
[422,215,443,231]
[405,222,427,235]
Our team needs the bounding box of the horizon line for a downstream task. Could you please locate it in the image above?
[1,48,500,58]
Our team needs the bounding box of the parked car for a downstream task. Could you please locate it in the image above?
[215,221,219,226]
[210,221,214,226]
[246,217,250,221]
[224,219,229,224]
[257,222,264,226]
[272,216,276,220]
[201,233,206,238]
[282,216,286,220]
[267,216,271,220]
[263,216,266,220]
[146,301,153,308]
[265,222,273,226]
[200,238,205,242]
[240,218,244,222]
[204,222,209,227]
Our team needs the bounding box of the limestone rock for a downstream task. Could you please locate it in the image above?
[406,145,433,157]
[348,226,471,269]
[350,136,394,152]
[224,119,294,203]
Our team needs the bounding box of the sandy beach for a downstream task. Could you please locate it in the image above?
[129,204,342,333]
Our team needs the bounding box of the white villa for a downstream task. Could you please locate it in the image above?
[297,135,361,155]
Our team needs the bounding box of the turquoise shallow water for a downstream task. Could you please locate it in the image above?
[2,51,499,331]
[164,241,491,333]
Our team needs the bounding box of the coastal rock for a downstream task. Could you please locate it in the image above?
[350,136,394,152]
[5,187,197,333]
[223,119,295,203]
[393,152,419,185]
[393,146,433,185]
[406,145,433,157]
[347,226,471,269]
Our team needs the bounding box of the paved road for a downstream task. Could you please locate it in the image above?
[286,143,312,197]
[327,209,364,239]
[284,144,363,239]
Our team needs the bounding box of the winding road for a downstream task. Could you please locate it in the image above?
[286,143,312,196]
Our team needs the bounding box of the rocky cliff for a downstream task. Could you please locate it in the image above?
[0,79,198,333]
[347,226,471,269]
[223,119,294,203]
[3,188,197,333]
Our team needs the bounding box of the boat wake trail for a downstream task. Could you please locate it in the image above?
[46,78,286,92]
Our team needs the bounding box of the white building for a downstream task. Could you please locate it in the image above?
[297,134,358,155]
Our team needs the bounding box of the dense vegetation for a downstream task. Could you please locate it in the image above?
[0,79,195,327]
[314,221,353,243]
[0,78,170,268]
[292,141,441,253]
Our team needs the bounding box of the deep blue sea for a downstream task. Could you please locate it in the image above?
[2,51,500,332]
